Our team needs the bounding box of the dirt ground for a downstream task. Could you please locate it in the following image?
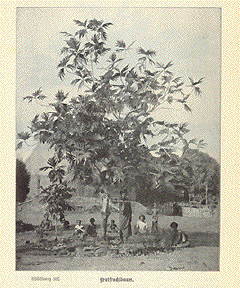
[17,246,219,271]
[16,208,220,271]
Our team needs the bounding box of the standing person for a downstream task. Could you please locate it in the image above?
[99,188,119,240]
[119,190,132,242]
[151,202,159,234]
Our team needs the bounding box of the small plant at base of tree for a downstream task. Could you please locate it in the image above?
[38,156,75,240]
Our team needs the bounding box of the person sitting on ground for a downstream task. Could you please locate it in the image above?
[59,212,65,223]
[59,212,70,230]
[108,219,118,233]
[63,219,70,230]
[74,220,85,237]
[170,222,190,248]
[134,215,148,235]
[40,213,53,231]
[85,217,97,238]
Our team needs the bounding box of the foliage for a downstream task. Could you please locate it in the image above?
[181,149,220,195]
[19,18,205,202]
[39,182,75,217]
[16,159,31,203]
[147,149,220,204]
[38,155,75,222]
[39,156,66,183]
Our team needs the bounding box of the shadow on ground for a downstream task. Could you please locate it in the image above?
[187,232,219,247]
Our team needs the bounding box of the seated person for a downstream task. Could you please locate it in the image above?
[59,212,65,223]
[85,217,97,237]
[108,220,118,233]
[40,213,52,231]
[59,213,70,230]
[170,222,190,248]
[74,220,85,236]
[134,215,148,235]
[63,219,70,230]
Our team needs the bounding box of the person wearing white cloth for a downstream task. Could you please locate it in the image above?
[99,188,119,240]
[134,214,148,235]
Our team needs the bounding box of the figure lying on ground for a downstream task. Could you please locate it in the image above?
[154,222,190,252]
[63,219,70,230]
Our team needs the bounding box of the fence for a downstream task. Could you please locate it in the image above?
[181,206,213,218]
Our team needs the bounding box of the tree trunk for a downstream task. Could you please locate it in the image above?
[55,215,58,241]
[206,184,208,206]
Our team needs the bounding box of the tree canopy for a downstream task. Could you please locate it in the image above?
[18,19,206,206]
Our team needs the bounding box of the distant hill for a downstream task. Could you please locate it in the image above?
[25,143,54,176]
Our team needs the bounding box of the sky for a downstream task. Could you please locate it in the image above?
[16,7,221,162]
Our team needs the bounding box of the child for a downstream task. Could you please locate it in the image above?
[85,218,97,237]
[74,220,85,237]
[134,215,148,235]
[170,222,190,248]
[109,220,118,233]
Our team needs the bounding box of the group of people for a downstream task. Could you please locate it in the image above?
[74,217,97,239]
[99,189,190,248]
[74,218,119,239]
[37,189,189,248]
[99,189,189,248]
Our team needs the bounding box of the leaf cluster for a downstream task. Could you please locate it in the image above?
[39,182,75,218]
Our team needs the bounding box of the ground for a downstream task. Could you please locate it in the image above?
[17,246,219,271]
[16,203,220,271]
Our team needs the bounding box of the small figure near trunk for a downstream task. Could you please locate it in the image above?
[151,202,159,234]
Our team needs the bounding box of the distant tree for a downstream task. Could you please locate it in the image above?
[182,149,220,197]
[149,151,192,203]
[16,159,31,203]
[146,148,220,204]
